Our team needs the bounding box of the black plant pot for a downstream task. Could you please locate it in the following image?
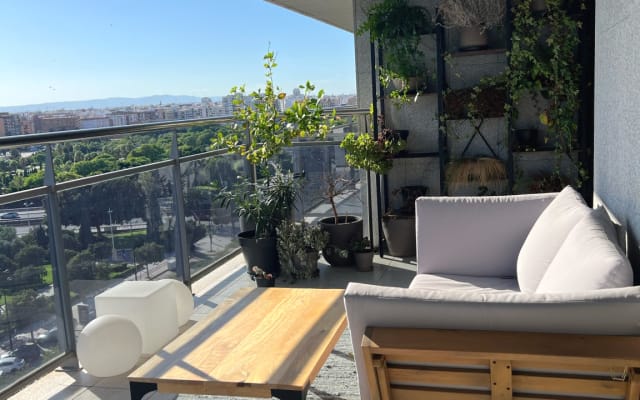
[395,130,410,155]
[237,230,280,277]
[354,251,374,272]
[255,277,275,287]
[319,216,363,267]
[512,129,539,151]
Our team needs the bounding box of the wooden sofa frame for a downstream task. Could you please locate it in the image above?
[362,327,640,400]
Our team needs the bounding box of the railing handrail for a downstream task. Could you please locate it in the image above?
[0,107,369,148]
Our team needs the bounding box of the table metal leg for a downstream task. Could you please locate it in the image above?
[129,381,158,400]
[271,386,309,400]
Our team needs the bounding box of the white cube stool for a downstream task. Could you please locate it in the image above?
[95,280,178,355]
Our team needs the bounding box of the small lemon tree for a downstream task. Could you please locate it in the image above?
[213,51,335,167]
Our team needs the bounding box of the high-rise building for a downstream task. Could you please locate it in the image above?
[222,93,249,116]
[0,113,23,135]
[201,97,214,117]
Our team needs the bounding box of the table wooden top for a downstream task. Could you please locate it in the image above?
[129,287,346,397]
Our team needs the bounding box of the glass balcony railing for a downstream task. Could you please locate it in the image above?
[0,109,367,394]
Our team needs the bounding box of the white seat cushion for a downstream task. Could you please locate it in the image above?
[536,208,633,293]
[410,273,520,293]
[517,186,590,292]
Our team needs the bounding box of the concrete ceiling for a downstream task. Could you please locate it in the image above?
[265,0,354,33]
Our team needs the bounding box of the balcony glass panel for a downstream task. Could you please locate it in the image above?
[57,167,177,334]
[279,142,364,224]
[0,145,46,195]
[181,154,246,276]
[0,196,60,391]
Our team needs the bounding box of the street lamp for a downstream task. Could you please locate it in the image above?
[107,208,117,260]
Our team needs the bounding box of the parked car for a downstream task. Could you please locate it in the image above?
[0,212,19,220]
[9,343,41,363]
[0,357,25,374]
[36,328,58,347]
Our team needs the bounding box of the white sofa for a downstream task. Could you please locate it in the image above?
[344,186,638,399]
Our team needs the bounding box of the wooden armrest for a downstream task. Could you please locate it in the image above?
[362,327,640,400]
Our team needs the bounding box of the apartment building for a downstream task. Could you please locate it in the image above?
[32,114,79,133]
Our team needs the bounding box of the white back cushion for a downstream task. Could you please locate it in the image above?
[517,186,590,292]
[536,207,633,293]
[416,193,556,277]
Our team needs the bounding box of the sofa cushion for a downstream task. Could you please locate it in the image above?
[416,193,557,277]
[536,207,633,293]
[410,273,519,293]
[517,186,590,292]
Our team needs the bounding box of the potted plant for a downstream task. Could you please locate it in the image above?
[213,51,335,165]
[341,126,417,258]
[340,128,406,175]
[212,51,335,276]
[444,78,507,120]
[277,221,329,282]
[216,166,301,277]
[250,266,275,287]
[356,0,433,104]
[317,173,363,267]
[437,0,506,51]
[350,237,375,272]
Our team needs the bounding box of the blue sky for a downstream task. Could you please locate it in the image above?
[0,1,356,107]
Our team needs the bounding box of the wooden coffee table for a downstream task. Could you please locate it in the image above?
[128,287,346,400]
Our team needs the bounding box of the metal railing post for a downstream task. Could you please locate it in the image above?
[170,133,191,287]
[43,145,78,368]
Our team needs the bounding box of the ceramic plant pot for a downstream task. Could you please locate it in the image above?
[382,215,416,257]
[354,251,374,272]
[238,230,279,277]
[319,216,363,267]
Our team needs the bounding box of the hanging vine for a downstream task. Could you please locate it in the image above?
[506,0,586,187]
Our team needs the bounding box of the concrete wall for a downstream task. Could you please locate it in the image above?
[594,1,640,272]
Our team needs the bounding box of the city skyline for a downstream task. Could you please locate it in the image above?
[0,1,357,108]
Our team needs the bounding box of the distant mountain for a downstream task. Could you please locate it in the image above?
[0,95,222,113]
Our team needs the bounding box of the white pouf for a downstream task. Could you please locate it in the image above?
[95,280,178,354]
[77,315,142,377]
[160,279,194,326]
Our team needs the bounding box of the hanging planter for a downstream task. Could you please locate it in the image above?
[356,0,434,104]
[446,157,508,196]
[437,0,505,51]
[512,129,539,151]
[444,85,507,119]
[458,26,489,51]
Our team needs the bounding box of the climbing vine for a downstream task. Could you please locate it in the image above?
[506,0,586,186]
